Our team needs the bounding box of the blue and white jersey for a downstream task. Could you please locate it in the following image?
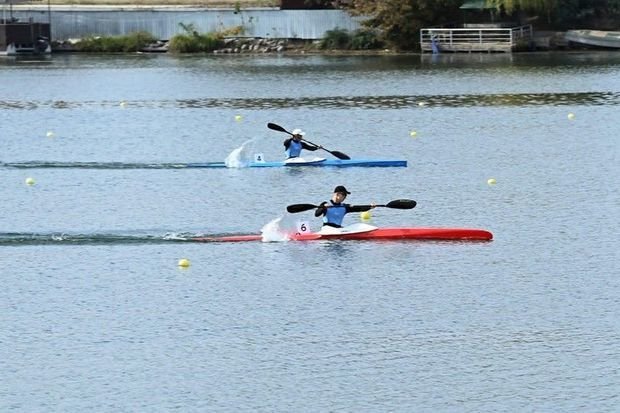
[323,202,348,227]
[286,140,304,158]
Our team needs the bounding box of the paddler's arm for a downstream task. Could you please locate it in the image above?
[315,201,328,217]
[301,141,321,151]
[347,203,376,213]
[283,138,292,149]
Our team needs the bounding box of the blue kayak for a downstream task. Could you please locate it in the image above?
[186,158,407,168]
[0,158,406,169]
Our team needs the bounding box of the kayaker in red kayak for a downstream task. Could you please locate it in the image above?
[315,185,376,228]
[283,129,322,159]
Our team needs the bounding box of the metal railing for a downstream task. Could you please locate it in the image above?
[420,25,532,52]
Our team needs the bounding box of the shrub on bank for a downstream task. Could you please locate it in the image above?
[168,23,223,53]
[75,31,156,52]
[320,27,382,50]
[350,29,383,50]
[320,27,351,49]
[168,33,222,53]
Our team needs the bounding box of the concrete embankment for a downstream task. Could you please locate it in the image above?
[12,4,578,53]
[12,6,361,41]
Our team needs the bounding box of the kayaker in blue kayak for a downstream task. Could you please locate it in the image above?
[315,185,376,228]
[283,129,322,159]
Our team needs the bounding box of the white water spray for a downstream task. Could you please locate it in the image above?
[224,138,257,168]
[260,217,290,242]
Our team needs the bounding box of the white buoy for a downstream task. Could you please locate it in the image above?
[487,178,497,186]
[410,130,417,137]
[46,131,55,138]
[25,177,36,186]
[567,113,575,120]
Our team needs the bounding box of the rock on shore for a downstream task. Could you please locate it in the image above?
[213,37,292,53]
[140,37,297,54]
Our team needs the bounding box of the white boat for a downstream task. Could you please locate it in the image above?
[1,39,51,56]
[565,30,620,49]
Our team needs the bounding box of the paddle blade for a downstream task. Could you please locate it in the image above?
[286,203,318,213]
[385,199,417,209]
[329,150,351,160]
[267,123,289,134]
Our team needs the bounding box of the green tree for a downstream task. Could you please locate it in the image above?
[494,0,558,23]
[345,0,463,50]
[497,0,620,27]
[343,0,620,49]
[563,0,620,28]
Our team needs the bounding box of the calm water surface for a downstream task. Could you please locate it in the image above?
[1,52,619,411]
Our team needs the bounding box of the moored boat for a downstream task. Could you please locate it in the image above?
[565,30,620,49]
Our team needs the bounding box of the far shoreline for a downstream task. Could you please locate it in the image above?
[51,33,596,55]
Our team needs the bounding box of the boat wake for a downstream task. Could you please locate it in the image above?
[0,231,201,245]
[0,161,196,169]
[0,228,313,245]
[0,139,260,170]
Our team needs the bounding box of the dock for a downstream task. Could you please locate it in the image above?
[420,24,533,53]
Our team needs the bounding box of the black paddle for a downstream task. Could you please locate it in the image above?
[267,122,351,160]
[286,199,417,214]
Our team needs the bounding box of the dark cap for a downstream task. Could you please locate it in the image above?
[333,185,351,195]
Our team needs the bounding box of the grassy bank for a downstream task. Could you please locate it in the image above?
[57,27,387,54]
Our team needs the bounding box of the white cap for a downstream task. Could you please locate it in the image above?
[292,128,305,136]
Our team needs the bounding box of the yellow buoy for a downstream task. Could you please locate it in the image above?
[567,113,575,120]
[25,177,36,186]
[178,258,190,268]
[409,130,417,137]
[360,210,372,220]
[234,115,243,122]
[487,178,497,186]
[46,131,55,138]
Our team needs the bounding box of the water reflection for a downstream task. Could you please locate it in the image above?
[318,241,356,268]
[2,91,618,110]
[421,52,515,66]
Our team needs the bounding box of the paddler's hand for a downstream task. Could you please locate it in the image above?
[370,202,376,209]
[315,202,328,217]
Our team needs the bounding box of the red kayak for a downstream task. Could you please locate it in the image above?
[192,226,493,243]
